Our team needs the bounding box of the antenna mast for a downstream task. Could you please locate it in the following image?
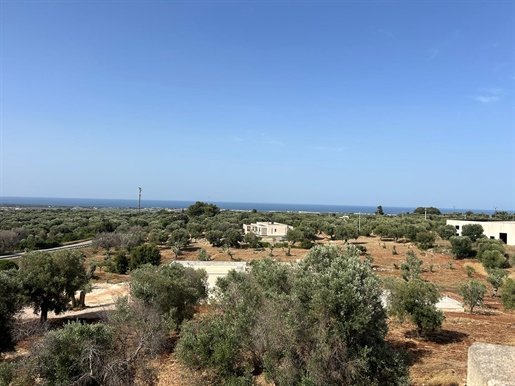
[138,187,142,214]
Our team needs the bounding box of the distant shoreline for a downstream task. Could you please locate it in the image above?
[0,196,499,215]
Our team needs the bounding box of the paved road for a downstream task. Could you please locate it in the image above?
[0,240,92,260]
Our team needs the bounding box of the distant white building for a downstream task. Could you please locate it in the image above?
[446,220,515,245]
[243,222,293,238]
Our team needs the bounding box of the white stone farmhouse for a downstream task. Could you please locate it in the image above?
[243,222,293,238]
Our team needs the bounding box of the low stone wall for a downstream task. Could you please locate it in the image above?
[467,342,515,385]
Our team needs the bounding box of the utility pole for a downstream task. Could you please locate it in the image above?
[138,187,142,214]
[425,207,427,220]
[358,212,361,236]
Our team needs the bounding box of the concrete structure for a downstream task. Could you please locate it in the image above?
[447,220,515,245]
[467,342,515,385]
[381,291,464,312]
[172,261,247,295]
[243,221,293,238]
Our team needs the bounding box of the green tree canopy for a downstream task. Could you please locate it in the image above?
[186,201,220,217]
[130,263,208,330]
[19,250,89,322]
[459,279,487,313]
[436,225,457,240]
[450,236,473,259]
[413,207,441,215]
[461,224,485,242]
[129,244,161,270]
[177,245,409,385]
[386,278,444,336]
[0,270,23,353]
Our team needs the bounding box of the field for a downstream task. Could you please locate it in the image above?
[17,235,515,386]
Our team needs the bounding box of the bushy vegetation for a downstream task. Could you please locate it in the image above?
[176,245,410,385]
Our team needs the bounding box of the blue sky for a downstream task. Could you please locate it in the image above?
[1,0,514,210]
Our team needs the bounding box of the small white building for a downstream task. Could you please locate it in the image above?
[446,220,515,245]
[243,222,293,238]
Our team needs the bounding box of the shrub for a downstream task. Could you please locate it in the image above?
[466,266,475,277]
[387,278,444,336]
[198,248,212,261]
[501,278,515,310]
[416,231,436,250]
[459,280,487,313]
[177,246,410,385]
[299,239,314,249]
[113,251,129,274]
[461,224,484,242]
[481,250,510,270]
[401,250,423,281]
[129,244,161,270]
[437,225,458,240]
[449,236,473,259]
[0,260,18,271]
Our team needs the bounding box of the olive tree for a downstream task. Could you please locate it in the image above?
[177,245,410,385]
[386,278,444,336]
[129,244,161,270]
[0,270,23,353]
[130,263,207,330]
[461,224,484,242]
[19,250,89,322]
[459,279,487,313]
[450,236,473,259]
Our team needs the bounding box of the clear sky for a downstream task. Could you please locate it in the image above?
[1,0,514,210]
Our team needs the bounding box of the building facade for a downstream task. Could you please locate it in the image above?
[243,222,293,238]
[446,220,515,245]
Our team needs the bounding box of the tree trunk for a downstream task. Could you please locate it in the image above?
[79,290,86,307]
[40,306,48,323]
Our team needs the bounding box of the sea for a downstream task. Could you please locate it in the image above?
[0,196,496,215]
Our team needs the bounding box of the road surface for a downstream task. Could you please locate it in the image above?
[0,240,92,260]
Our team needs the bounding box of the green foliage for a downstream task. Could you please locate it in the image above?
[223,228,242,248]
[486,269,508,295]
[30,322,116,386]
[206,230,224,247]
[481,250,510,269]
[334,224,359,243]
[461,224,484,242]
[415,231,436,250]
[466,266,475,277]
[459,279,487,313]
[25,298,168,386]
[130,263,208,330]
[187,201,220,217]
[111,250,129,274]
[477,238,505,260]
[436,225,457,240]
[19,250,89,322]
[449,236,473,259]
[375,205,385,215]
[129,244,161,270]
[198,248,212,261]
[0,260,18,271]
[0,270,23,353]
[413,207,441,215]
[177,245,410,385]
[401,250,423,281]
[298,239,314,249]
[386,278,444,335]
[168,228,190,249]
[501,278,515,310]
[286,228,304,245]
